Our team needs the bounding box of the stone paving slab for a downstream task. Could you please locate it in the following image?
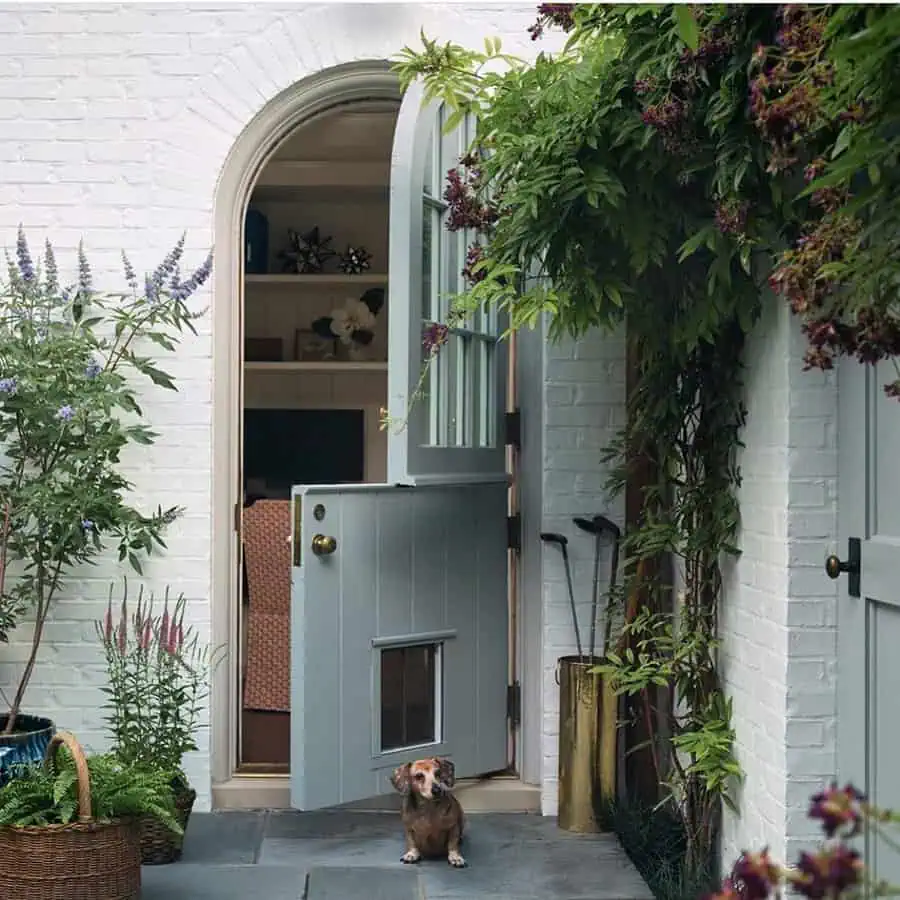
[305,866,423,900]
[141,810,653,900]
[141,864,304,900]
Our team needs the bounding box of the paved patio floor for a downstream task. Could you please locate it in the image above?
[140,810,654,900]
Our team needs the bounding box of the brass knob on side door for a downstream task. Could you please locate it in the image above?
[311,533,337,556]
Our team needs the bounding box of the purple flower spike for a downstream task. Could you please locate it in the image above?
[0,377,17,396]
[76,240,92,294]
[43,239,58,292]
[85,359,102,379]
[16,225,34,283]
[57,404,75,421]
[121,251,138,290]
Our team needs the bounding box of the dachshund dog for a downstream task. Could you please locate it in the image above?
[390,757,466,868]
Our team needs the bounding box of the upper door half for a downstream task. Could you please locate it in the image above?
[387,81,509,486]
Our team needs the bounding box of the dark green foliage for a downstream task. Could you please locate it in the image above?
[597,795,717,900]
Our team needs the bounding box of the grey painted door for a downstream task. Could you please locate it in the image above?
[290,481,508,810]
[836,360,900,886]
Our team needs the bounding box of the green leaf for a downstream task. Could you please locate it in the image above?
[674,6,699,51]
[832,125,853,159]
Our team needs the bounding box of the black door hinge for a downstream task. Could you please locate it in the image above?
[507,681,522,727]
[504,409,521,449]
[506,514,521,552]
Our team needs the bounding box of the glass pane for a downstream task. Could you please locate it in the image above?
[423,122,436,196]
[441,225,460,321]
[422,204,433,321]
[380,644,438,752]
[458,334,471,447]
[479,339,496,448]
[441,333,461,446]
[426,331,441,446]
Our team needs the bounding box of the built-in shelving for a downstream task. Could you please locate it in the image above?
[254,160,389,189]
[244,274,388,286]
[243,361,387,373]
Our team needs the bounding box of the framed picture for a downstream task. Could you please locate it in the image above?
[244,337,283,362]
[293,328,337,362]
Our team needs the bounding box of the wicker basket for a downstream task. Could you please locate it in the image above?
[139,781,196,865]
[0,731,141,900]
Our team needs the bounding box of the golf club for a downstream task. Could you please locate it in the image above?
[540,531,583,660]
[573,514,621,659]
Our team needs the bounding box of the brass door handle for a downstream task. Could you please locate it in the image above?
[311,534,337,556]
[824,537,861,598]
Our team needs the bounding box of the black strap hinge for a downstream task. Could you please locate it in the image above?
[506,514,521,552]
[504,409,521,449]
[507,681,522,727]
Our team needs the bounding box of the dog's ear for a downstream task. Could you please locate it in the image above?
[435,757,455,788]
[390,763,412,794]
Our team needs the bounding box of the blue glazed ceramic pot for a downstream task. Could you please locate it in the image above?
[0,714,55,785]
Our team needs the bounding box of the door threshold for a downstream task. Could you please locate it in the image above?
[212,774,540,813]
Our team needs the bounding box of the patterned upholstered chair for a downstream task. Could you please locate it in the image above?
[241,499,292,714]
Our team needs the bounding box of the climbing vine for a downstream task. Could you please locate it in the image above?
[392,3,900,886]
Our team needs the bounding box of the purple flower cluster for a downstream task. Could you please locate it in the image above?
[528,3,577,40]
[143,235,213,305]
[422,323,450,355]
[0,377,17,396]
[714,199,750,237]
[15,225,34,283]
[704,784,868,900]
[462,244,487,284]
[444,165,497,233]
[640,97,695,155]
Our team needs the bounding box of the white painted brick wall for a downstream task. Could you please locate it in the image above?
[539,321,626,815]
[0,2,551,811]
[0,3,842,841]
[719,298,839,868]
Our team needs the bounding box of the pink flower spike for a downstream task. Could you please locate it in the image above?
[140,618,151,651]
[167,620,178,654]
[117,619,127,654]
[176,623,184,650]
[104,603,113,643]
[159,606,170,650]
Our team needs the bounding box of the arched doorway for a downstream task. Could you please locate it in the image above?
[211,61,402,803]
[211,62,517,812]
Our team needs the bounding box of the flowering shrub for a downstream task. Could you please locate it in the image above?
[0,228,211,734]
[392,2,900,886]
[704,784,889,899]
[96,581,217,785]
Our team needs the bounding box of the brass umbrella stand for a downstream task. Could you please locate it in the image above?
[545,516,621,834]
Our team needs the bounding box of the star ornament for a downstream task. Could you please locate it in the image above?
[280,227,336,274]
[338,245,373,275]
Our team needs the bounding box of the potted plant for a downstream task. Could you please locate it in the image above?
[97,581,219,865]
[0,730,180,900]
[0,227,211,773]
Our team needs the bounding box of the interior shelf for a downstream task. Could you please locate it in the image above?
[244,361,388,373]
[245,274,388,286]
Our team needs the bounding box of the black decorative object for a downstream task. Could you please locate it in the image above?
[279,227,336,274]
[312,287,385,350]
[244,207,269,274]
[338,245,373,275]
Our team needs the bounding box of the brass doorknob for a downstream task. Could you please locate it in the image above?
[311,534,337,556]
[825,554,847,580]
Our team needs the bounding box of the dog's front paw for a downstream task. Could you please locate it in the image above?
[447,850,467,868]
[401,849,422,865]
